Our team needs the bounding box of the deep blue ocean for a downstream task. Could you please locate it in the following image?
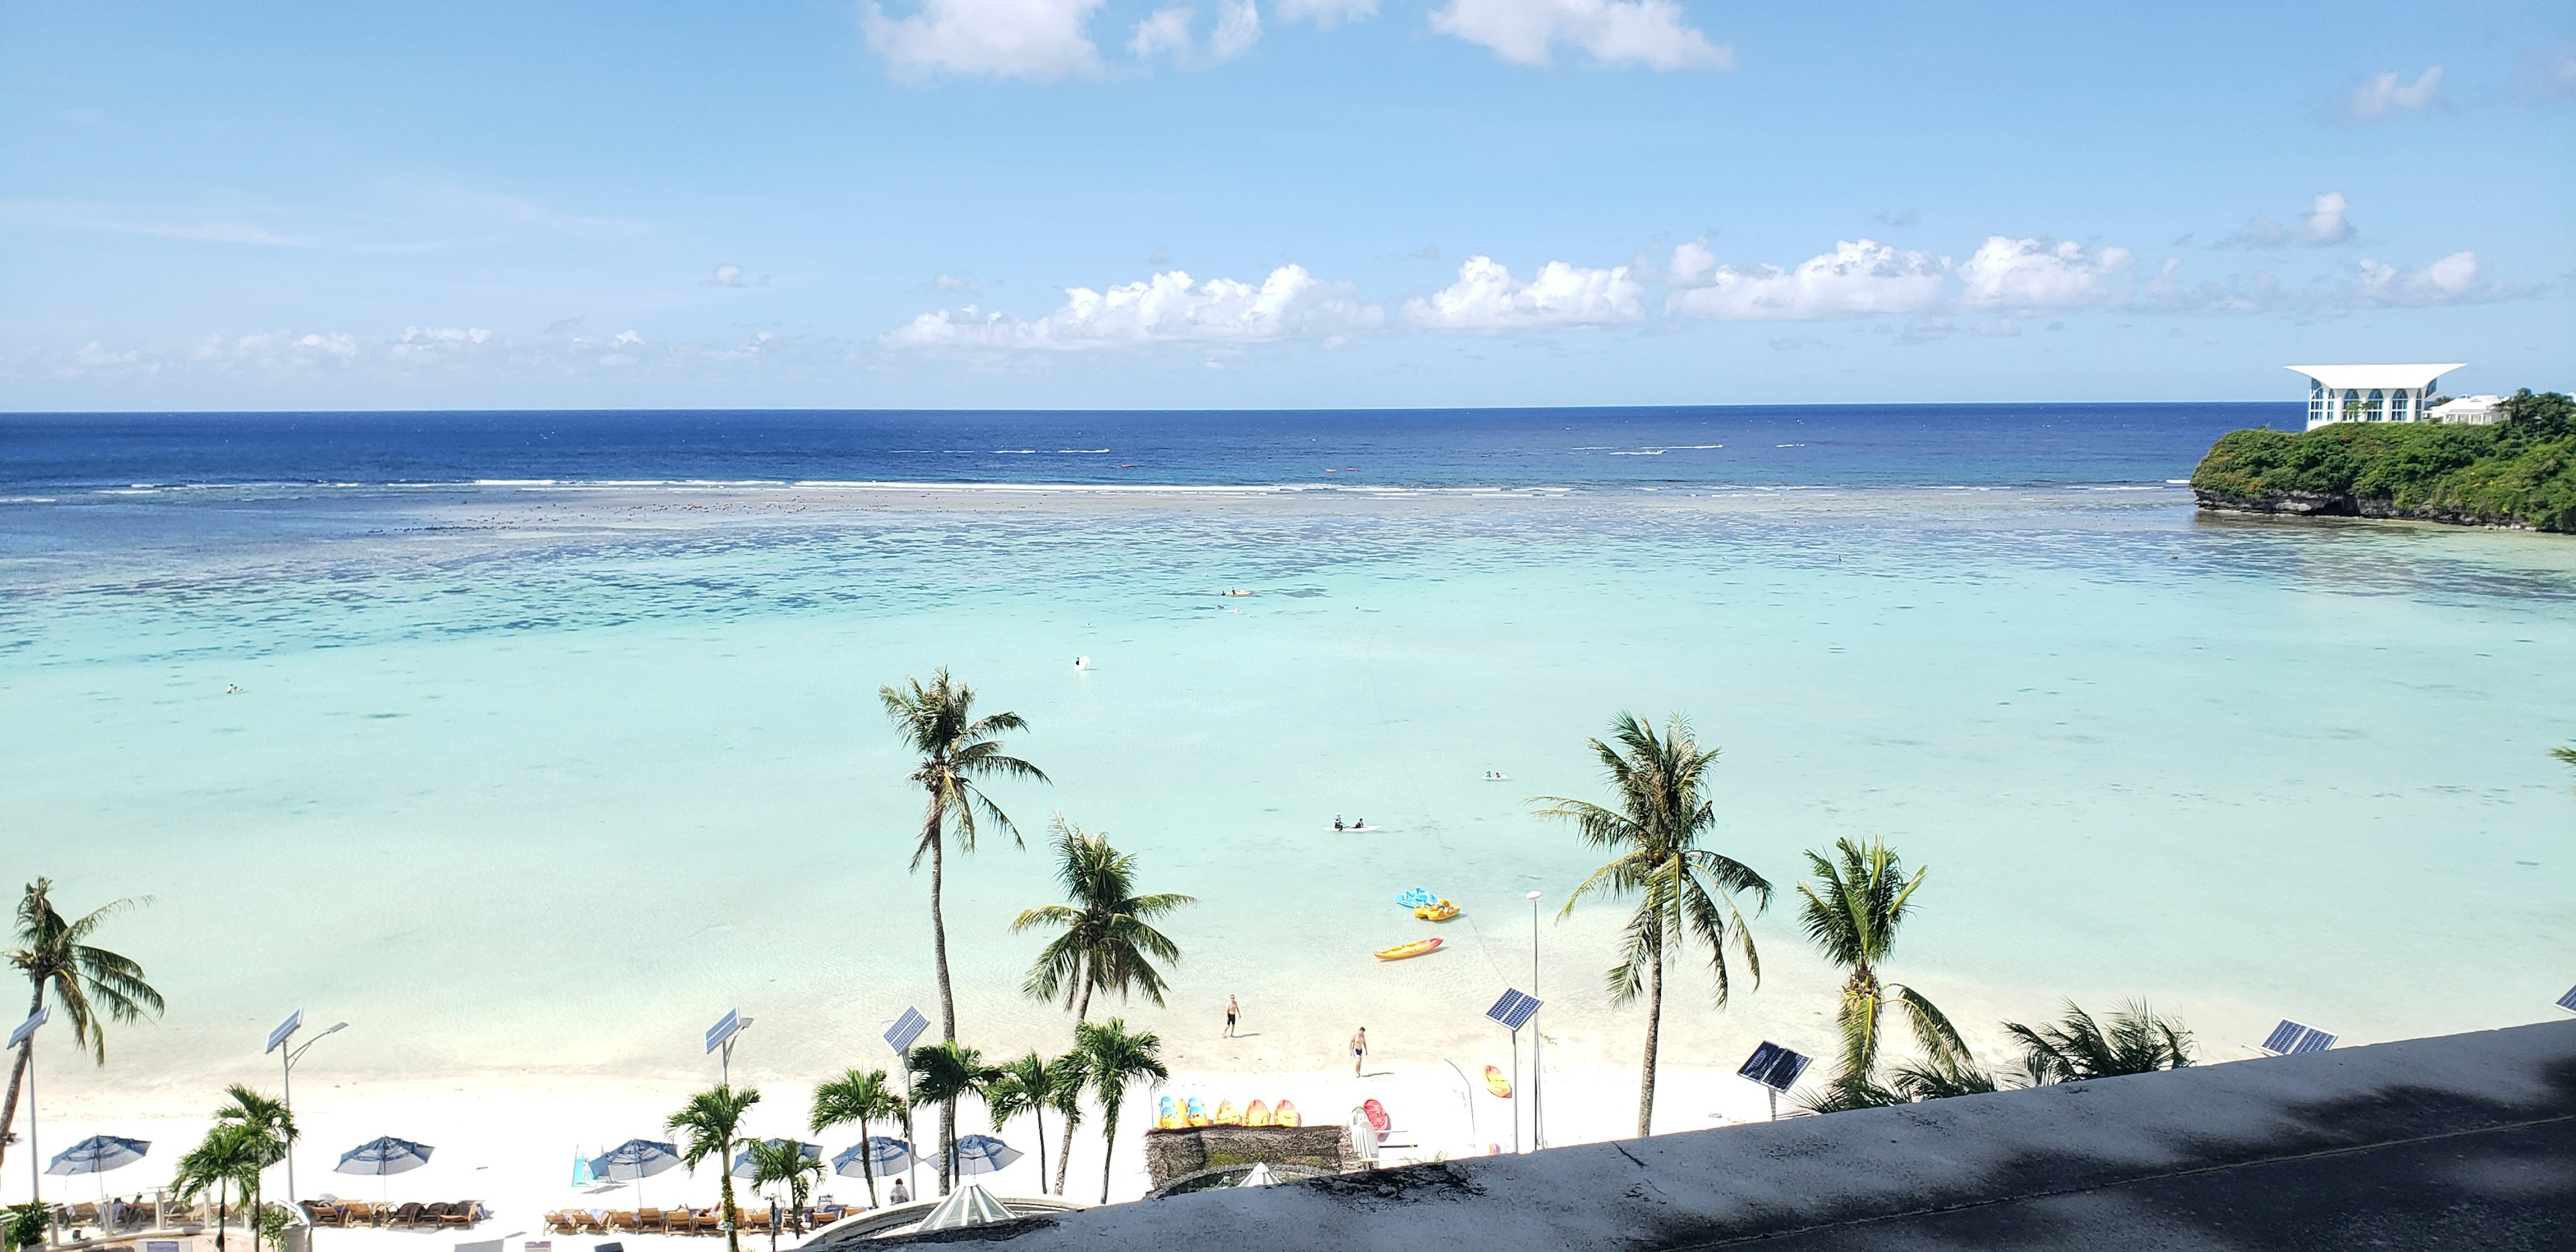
[0,404,2286,492]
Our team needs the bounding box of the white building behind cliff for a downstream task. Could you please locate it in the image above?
[2288,363,2464,430]
[2426,394,2508,424]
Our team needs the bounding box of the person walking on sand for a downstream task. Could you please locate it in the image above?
[1352,1027,1368,1076]
[1224,995,1240,1037]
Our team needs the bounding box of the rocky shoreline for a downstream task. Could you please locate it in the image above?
[2190,486,2538,530]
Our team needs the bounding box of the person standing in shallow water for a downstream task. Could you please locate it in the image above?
[1352,1027,1367,1076]
[1224,995,1240,1037]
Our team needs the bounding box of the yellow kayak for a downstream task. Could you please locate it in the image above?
[1375,937,1444,961]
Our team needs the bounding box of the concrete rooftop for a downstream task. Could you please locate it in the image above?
[879,1019,2576,1250]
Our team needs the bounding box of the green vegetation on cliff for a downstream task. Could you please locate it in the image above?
[2191,390,2576,532]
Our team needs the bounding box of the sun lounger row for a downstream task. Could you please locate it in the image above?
[301,1200,484,1228]
[543,1207,847,1236]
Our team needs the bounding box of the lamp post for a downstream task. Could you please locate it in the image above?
[270,1015,347,1239]
[1525,890,1544,1151]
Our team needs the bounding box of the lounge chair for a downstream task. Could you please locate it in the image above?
[65,1203,102,1228]
[634,1208,666,1233]
[809,1208,841,1227]
[441,1202,480,1229]
[692,1210,725,1235]
[575,1210,608,1235]
[343,1202,384,1228]
[606,1212,642,1234]
[388,1202,428,1227]
[300,1202,345,1228]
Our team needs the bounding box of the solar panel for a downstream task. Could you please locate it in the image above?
[1484,989,1541,1031]
[1736,1042,1812,1092]
[2557,985,2576,1014]
[884,1007,929,1056]
[2261,1019,2334,1055]
[704,1009,744,1055]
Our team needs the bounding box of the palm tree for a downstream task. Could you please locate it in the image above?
[881,669,1045,1189]
[1043,1051,1087,1198]
[2003,1001,2193,1085]
[806,1068,902,1208]
[1072,1018,1165,1204]
[743,1139,824,1251]
[2552,744,2575,770]
[905,1041,997,1196]
[1797,838,1968,1106]
[213,1085,294,1237]
[1535,713,1770,1137]
[666,1085,760,1252]
[1888,1054,1999,1102]
[1013,817,1195,1021]
[172,1121,264,1252]
[981,1051,1068,1196]
[0,878,164,1169]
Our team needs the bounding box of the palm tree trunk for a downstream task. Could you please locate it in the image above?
[1032,1106,1048,1198]
[1638,944,1663,1138]
[859,1117,878,1208]
[720,1168,739,1252]
[1097,1108,1119,1205]
[1055,986,1090,1195]
[0,984,42,1171]
[926,829,957,1196]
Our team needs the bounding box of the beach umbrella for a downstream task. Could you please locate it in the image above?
[335,1137,434,1203]
[946,1135,1022,1178]
[589,1139,680,1210]
[831,1138,912,1179]
[1237,1162,1276,1188]
[48,1136,149,1177]
[335,1137,434,1176]
[728,1139,820,1180]
[913,1183,1012,1233]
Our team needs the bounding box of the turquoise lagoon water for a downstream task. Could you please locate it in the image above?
[2,408,2572,1112]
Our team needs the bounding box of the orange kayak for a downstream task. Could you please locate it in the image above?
[1375,937,1444,961]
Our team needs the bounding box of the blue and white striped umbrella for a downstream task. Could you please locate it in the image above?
[729,1139,820,1180]
[48,1136,149,1176]
[831,1137,912,1178]
[335,1137,434,1177]
[947,1135,1022,1178]
[588,1139,679,1182]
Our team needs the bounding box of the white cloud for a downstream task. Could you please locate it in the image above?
[2219,191,2355,248]
[1405,255,1645,329]
[932,272,982,294]
[2342,65,2444,122]
[2355,251,2501,306]
[1130,0,1260,64]
[1210,0,1261,60]
[863,0,1104,82]
[1665,239,1946,321]
[1428,0,1731,70]
[184,330,363,374]
[711,264,745,287]
[1130,7,1193,58]
[1955,237,2133,310]
[881,264,1381,350]
[1276,0,1376,27]
[1664,237,1717,286]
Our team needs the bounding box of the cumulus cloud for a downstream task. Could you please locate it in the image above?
[864,0,1104,81]
[1404,255,1646,329]
[2355,251,2502,306]
[2341,66,2445,123]
[2220,192,2355,248]
[710,264,745,287]
[881,264,1380,350]
[1131,0,1259,64]
[1955,237,2133,310]
[1429,0,1731,70]
[1664,239,1945,321]
[1277,0,1376,27]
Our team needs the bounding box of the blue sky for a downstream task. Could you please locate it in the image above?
[2,0,2569,410]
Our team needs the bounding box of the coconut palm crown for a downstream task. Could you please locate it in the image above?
[1013,817,1194,1019]
[1797,837,1967,1103]
[2004,1000,2194,1085]
[1534,713,1770,1137]
[0,878,164,1170]
[906,1041,998,1196]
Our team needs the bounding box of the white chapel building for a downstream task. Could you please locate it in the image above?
[2287,363,2465,430]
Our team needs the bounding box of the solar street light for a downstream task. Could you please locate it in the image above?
[1736,1041,1813,1122]
[1484,989,1542,1153]
[2556,986,2576,1015]
[2257,1020,2336,1056]
[884,1008,929,1198]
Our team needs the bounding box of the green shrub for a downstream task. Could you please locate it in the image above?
[2191,396,2576,532]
